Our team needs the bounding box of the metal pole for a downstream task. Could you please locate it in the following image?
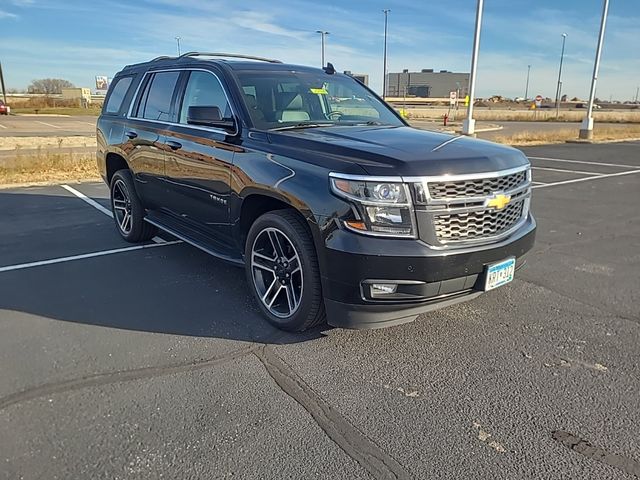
[0,62,6,105]
[316,31,329,67]
[555,33,567,115]
[524,64,531,100]
[175,36,182,56]
[382,9,390,99]
[462,0,484,136]
[635,86,639,103]
[580,0,609,139]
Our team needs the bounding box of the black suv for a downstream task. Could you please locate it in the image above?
[97,52,536,332]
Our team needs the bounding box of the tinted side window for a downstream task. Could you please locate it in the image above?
[179,71,231,124]
[141,71,180,121]
[104,76,133,114]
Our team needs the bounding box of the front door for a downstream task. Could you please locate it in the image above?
[163,69,236,246]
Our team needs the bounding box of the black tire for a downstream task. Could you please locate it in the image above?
[109,169,156,243]
[245,210,325,332]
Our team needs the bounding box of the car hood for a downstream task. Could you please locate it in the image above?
[268,125,529,177]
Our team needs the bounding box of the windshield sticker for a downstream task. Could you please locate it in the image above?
[310,87,328,95]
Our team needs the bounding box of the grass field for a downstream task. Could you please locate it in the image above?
[404,107,640,123]
[492,124,640,145]
[0,152,99,186]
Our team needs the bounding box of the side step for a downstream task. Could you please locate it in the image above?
[145,212,244,267]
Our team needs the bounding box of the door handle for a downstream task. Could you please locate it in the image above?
[125,131,138,139]
[166,140,182,150]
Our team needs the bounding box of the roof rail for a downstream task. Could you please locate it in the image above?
[151,55,174,62]
[178,52,282,64]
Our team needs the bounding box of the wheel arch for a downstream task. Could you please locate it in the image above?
[105,152,130,184]
[237,191,312,246]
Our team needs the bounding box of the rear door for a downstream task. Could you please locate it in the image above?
[163,69,237,246]
[123,70,181,209]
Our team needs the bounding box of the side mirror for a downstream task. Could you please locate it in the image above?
[187,106,236,131]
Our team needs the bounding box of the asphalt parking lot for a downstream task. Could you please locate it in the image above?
[0,115,96,137]
[1,142,639,479]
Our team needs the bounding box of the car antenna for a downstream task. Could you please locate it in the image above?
[323,62,335,75]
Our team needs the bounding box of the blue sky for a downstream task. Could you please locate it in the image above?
[1,0,638,100]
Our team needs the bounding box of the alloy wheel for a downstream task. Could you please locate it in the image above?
[112,178,133,235]
[251,227,303,318]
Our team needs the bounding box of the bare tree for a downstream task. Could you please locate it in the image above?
[27,78,75,95]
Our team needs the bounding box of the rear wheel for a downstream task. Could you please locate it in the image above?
[109,169,156,243]
[245,210,325,332]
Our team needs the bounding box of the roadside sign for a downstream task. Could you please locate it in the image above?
[535,95,543,108]
[449,91,457,105]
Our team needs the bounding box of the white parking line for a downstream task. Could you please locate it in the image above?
[62,184,172,244]
[532,169,640,189]
[36,121,62,129]
[0,241,182,274]
[531,166,603,176]
[528,156,636,169]
[0,124,7,129]
[61,184,113,218]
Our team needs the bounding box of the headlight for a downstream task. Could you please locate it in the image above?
[329,173,416,238]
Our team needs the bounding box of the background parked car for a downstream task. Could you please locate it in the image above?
[0,100,10,115]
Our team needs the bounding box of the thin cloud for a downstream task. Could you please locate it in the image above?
[0,10,19,19]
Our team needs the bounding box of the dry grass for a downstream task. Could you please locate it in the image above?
[0,136,96,150]
[0,152,100,186]
[493,124,640,146]
[9,97,102,116]
[403,107,640,123]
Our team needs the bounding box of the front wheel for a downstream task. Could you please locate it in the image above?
[245,210,325,332]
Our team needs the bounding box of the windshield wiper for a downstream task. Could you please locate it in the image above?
[338,120,390,126]
[270,122,335,131]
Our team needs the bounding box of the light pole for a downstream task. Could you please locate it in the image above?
[316,30,329,67]
[635,86,639,103]
[462,0,484,136]
[580,0,610,140]
[524,64,531,100]
[175,36,182,56]
[555,33,567,114]
[382,9,390,98]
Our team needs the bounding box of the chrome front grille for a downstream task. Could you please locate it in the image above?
[428,170,527,199]
[433,199,525,241]
[411,166,532,248]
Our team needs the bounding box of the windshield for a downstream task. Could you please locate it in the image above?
[235,70,404,130]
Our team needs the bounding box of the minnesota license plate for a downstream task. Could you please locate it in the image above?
[484,257,516,291]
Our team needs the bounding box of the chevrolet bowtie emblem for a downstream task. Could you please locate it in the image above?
[485,193,512,210]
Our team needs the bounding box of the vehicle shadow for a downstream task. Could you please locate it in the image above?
[0,190,327,344]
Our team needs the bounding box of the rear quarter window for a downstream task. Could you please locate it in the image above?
[104,76,134,115]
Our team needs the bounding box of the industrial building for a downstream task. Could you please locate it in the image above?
[385,69,470,98]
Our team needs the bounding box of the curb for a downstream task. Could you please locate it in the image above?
[0,178,102,190]
[566,137,640,145]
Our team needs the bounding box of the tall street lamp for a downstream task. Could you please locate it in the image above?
[555,33,568,111]
[524,64,531,100]
[175,36,182,56]
[382,9,390,99]
[462,0,484,136]
[580,0,610,139]
[316,30,329,67]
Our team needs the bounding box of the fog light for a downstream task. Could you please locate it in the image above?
[370,283,398,297]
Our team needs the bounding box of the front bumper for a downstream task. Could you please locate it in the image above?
[319,214,536,329]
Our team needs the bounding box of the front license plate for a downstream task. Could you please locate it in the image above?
[484,257,516,291]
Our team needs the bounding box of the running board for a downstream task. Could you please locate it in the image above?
[144,214,244,267]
